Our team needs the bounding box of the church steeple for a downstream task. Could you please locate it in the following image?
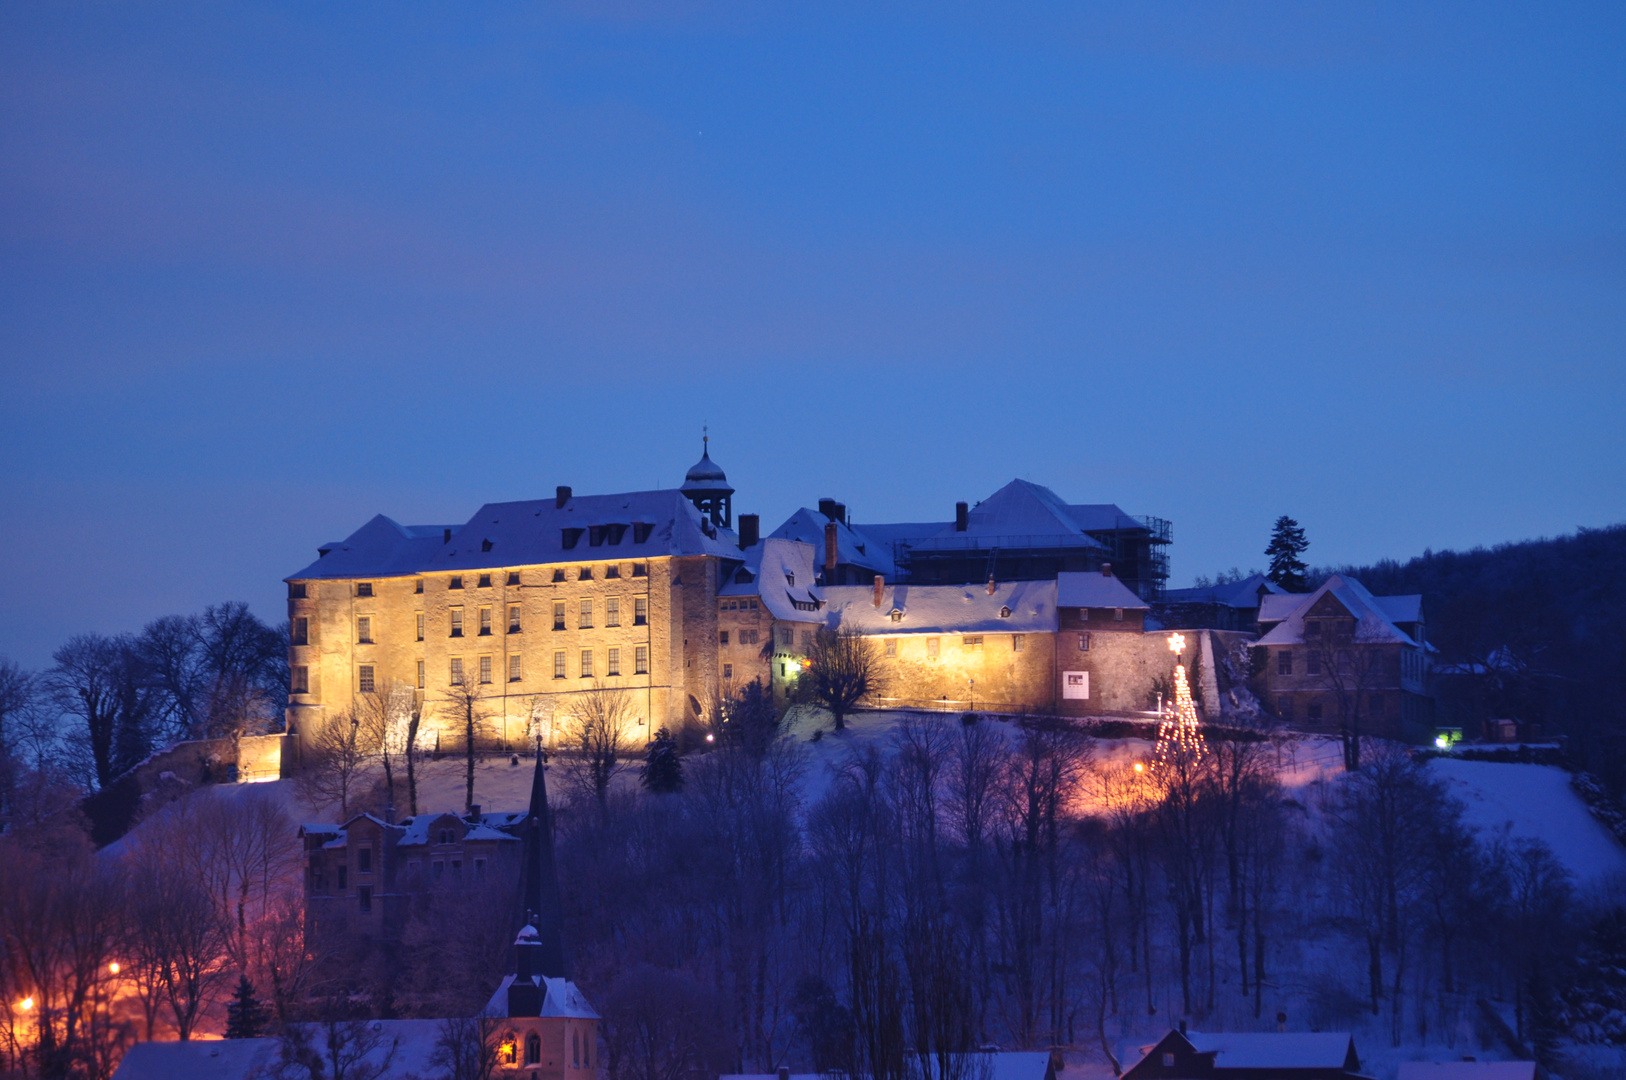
[512,741,567,1009]
[680,430,734,529]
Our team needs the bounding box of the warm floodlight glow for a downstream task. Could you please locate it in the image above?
[705,733,715,743]
[1435,735,1450,750]
[19,996,33,1011]
[1132,762,1145,773]
[1167,633,1186,655]
[108,962,120,975]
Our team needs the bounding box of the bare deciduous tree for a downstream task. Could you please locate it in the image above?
[803,627,883,731]
[439,682,491,814]
[560,683,635,815]
[296,706,375,818]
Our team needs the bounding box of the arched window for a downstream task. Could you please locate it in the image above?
[525,1032,542,1065]
[502,1033,517,1064]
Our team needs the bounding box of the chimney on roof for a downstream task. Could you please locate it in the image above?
[834,502,846,525]
[738,514,759,550]
[824,522,839,577]
[385,804,396,825]
[1101,562,1113,578]
[467,804,481,822]
[873,575,885,607]
[556,486,571,509]
[779,1068,790,1080]
[987,574,997,596]
[955,501,968,532]
[442,529,451,544]
[818,498,838,521]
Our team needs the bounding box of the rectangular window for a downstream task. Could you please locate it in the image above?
[1305,620,1322,639]
[962,635,983,647]
[509,654,522,682]
[719,630,730,646]
[1278,651,1293,676]
[358,885,372,913]
[356,616,372,644]
[478,574,492,588]
[927,637,940,659]
[478,607,492,635]
[1306,653,1322,676]
[1114,608,1124,622]
[606,563,621,578]
[289,582,307,599]
[292,617,309,645]
[449,575,463,590]
[450,608,464,637]
[632,561,647,576]
[357,582,373,597]
[416,660,425,690]
[479,656,492,684]
[509,605,521,633]
[1079,632,1091,651]
[292,666,310,694]
[338,865,347,890]
[884,639,897,657]
[554,602,566,630]
[580,649,594,678]
[634,597,648,625]
[357,848,372,873]
[1307,702,1324,721]
[607,647,621,676]
[507,572,520,586]
[358,665,375,693]
[606,597,620,627]
[552,568,567,582]
[723,663,733,679]
[778,626,794,648]
[1012,634,1025,652]
[415,578,424,594]
[450,657,464,685]
[416,613,425,641]
[1080,607,1089,621]
[474,857,486,879]
[801,630,812,651]
[578,566,593,581]
[1279,695,1293,720]
[635,645,649,675]
[579,599,593,629]
[554,652,567,679]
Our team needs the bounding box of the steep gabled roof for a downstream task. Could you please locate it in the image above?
[718,538,825,622]
[287,489,741,581]
[769,509,897,577]
[1056,571,1149,609]
[1255,575,1419,648]
[1164,573,1285,609]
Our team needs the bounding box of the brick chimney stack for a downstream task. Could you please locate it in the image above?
[873,575,885,607]
[738,514,759,550]
[1101,562,1113,577]
[824,522,839,578]
[556,486,571,509]
[955,502,968,531]
[987,574,997,595]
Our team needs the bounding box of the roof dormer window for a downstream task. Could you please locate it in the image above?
[785,572,795,586]
[889,609,903,622]
[632,523,653,544]
[999,606,1012,618]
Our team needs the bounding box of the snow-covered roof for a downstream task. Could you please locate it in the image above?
[1374,593,1424,624]
[288,489,741,581]
[768,508,897,577]
[1396,1062,1535,1080]
[717,538,825,623]
[1056,571,1149,610]
[825,580,1058,636]
[1255,575,1420,648]
[903,480,1116,552]
[1186,1030,1357,1070]
[723,1051,1052,1080]
[1163,573,1284,609]
[395,811,518,848]
[111,1021,449,1080]
[483,975,601,1020]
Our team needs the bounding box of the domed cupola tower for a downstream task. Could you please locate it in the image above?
[680,434,734,529]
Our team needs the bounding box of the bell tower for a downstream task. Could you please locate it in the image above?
[679,431,734,529]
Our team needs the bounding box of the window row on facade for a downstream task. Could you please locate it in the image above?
[313,597,653,646]
[287,564,652,603]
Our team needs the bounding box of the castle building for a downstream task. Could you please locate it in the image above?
[284,443,762,755]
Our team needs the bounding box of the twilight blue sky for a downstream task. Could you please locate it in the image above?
[2,2,1623,668]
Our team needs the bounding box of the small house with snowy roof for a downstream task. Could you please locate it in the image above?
[1121,1028,1363,1080]
[1251,575,1433,739]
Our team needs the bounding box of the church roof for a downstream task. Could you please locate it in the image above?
[484,974,601,1021]
[286,488,740,581]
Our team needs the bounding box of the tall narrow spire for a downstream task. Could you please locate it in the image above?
[520,739,567,979]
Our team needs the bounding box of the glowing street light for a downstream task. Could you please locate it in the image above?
[108,962,120,976]
[18,996,33,1012]
[1132,762,1145,773]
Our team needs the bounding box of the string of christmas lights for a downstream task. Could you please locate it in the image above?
[1151,632,1208,769]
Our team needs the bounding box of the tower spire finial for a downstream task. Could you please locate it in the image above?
[703,423,708,452]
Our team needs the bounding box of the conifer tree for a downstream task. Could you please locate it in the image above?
[1265,515,1310,592]
[225,974,269,1039]
[641,727,683,793]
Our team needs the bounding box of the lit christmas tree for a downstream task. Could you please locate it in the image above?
[1151,633,1207,769]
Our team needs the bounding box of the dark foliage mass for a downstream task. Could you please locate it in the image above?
[1313,523,1626,794]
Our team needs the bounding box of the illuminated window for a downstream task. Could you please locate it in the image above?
[635,646,648,675]
[554,652,567,679]
[509,605,521,633]
[554,602,566,631]
[503,1037,517,1065]
[291,666,309,694]
[1278,651,1293,675]
[606,597,620,627]
[416,660,425,690]
[450,658,464,685]
[292,617,309,645]
[926,637,939,660]
[634,597,648,626]
[356,582,373,598]
[884,639,896,657]
[358,665,375,693]
[1012,634,1025,652]
[478,574,492,588]
[450,608,464,638]
[509,654,522,682]
[356,617,372,644]
[607,648,621,677]
[580,650,594,678]
[479,656,492,684]
[416,613,424,642]
[579,599,593,629]
[479,607,492,636]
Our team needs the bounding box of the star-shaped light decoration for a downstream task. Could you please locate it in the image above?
[1167,632,1186,655]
